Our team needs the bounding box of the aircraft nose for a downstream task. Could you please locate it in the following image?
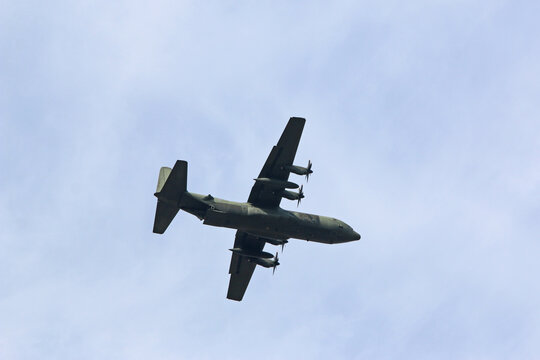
[353,231,361,240]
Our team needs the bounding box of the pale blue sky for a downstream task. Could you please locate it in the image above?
[1,1,539,359]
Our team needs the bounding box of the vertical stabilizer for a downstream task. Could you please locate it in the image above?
[156,167,172,193]
[153,160,187,234]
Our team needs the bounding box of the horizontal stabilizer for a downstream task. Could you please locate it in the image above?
[153,202,180,234]
[153,160,188,234]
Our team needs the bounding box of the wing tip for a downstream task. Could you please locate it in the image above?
[289,116,306,125]
[226,294,243,302]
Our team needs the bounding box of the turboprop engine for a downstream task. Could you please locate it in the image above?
[247,233,289,251]
[229,248,280,273]
[254,177,299,189]
[283,160,313,181]
[248,253,280,274]
[229,248,274,259]
[281,185,304,206]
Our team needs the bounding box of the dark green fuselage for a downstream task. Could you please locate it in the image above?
[181,192,360,244]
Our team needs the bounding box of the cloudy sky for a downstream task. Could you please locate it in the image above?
[1,1,539,359]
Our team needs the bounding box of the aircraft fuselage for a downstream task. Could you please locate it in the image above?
[182,192,360,244]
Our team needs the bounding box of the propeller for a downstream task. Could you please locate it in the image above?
[297,185,305,207]
[306,160,313,182]
[272,252,280,275]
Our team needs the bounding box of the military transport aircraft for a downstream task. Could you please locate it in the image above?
[152,117,360,301]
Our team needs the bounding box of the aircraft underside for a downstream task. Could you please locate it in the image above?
[152,117,360,301]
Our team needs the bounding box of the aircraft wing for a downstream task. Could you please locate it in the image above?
[227,231,265,301]
[247,117,306,208]
[227,118,305,300]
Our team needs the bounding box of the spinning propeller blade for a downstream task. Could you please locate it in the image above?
[306,160,313,182]
[272,252,279,275]
[297,185,304,207]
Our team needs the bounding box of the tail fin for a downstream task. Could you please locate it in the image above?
[153,160,187,234]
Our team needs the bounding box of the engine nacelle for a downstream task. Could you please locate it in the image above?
[284,165,309,175]
[283,160,313,181]
[281,190,302,201]
[245,233,289,247]
[254,177,299,189]
[248,256,279,269]
[229,248,274,259]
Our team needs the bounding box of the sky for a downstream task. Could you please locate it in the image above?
[1,0,539,359]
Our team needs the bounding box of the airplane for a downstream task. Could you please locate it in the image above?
[152,117,361,301]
